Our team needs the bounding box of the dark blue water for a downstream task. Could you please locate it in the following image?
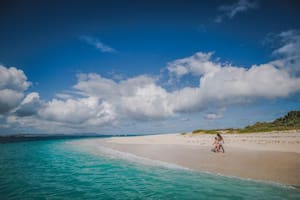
[0,138,299,199]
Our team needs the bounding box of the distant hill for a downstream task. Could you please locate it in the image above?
[192,111,300,134]
[240,110,300,133]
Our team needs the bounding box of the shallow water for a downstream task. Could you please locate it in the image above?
[0,138,299,200]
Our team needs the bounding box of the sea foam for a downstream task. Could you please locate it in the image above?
[69,140,190,171]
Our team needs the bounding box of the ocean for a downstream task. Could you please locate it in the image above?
[0,138,299,200]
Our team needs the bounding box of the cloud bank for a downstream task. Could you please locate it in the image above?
[1,30,300,133]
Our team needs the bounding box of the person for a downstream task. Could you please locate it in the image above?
[212,137,219,153]
[217,133,225,153]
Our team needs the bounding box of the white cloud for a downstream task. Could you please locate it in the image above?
[120,81,172,120]
[167,52,300,112]
[15,92,43,117]
[270,30,300,75]
[74,73,119,99]
[39,97,116,126]
[167,52,220,78]
[204,113,223,120]
[200,63,299,99]
[0,65,31,114]
[167,29,300,111]
[215,0,258,23]
[72,43,300,120]
[2,30,300,134]
[74,74,173,120]
[80,36,117,53]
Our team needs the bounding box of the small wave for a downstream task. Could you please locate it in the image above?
[93,145,191,171]
[67,140,191,171]
[196,170,297,189]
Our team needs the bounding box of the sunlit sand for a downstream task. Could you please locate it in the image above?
[79,130,300,186]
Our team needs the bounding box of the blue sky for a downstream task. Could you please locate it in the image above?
[0,0,300,135]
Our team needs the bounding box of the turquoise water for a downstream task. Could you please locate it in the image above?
[1,139,300,200]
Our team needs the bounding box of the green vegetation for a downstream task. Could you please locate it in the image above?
[192,129,220,134]
[238,110,300,133]
[192,111,300,134]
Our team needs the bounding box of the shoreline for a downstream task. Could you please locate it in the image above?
[76,131,300,186]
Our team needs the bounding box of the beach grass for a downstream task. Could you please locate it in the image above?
[192,110,300,134]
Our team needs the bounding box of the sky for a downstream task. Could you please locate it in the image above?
[0,0,300,135]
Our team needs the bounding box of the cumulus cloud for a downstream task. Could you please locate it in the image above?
[6,96,118,133]
[0,65,31,114]
[15,92,43,117]
[39,97,116,126]
[215,0,258,23]
[74,74,173,120]
[167,52,220,78]
[2,30,300,134]
[71,36,300,119]
[167,53,300,112]
[80,36,117,53]
[120,80,172,120]
[167,29,300,111]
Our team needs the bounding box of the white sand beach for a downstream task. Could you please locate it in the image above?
[78,131,300,186]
